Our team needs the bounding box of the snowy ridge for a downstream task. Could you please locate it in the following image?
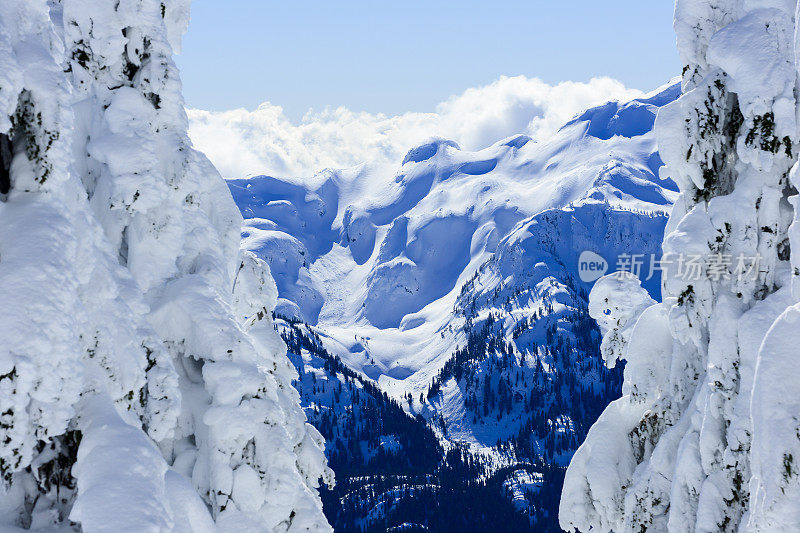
[430,202,667,447]
[229,81,679,401]
[0,1,331,531]
[231,83,681,528]
[560,2,800,532]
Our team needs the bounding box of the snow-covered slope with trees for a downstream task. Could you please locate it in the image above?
[230,83,681,529]
[0,1,331,531]
[229,82,679,402]
[560,1,800,532]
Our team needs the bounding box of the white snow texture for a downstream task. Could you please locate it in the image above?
[560,1,800,532]
[0,1,332,531]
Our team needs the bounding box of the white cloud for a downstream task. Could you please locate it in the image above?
[187,76,643,179]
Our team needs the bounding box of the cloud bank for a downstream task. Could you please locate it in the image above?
[187,76,644,179]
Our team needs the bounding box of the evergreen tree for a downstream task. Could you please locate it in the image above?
[561,2,800,531]
[0,1,332,529]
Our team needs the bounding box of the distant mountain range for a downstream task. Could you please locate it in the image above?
[228,81,680,530]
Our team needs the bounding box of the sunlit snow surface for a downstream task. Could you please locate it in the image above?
[229,83,679,443]
[560,2,800,531]
[0,0,332,529]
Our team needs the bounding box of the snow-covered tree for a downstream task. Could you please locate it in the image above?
[560,1,800,532]
[0,0,332,530]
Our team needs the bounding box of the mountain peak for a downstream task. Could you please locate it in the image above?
[402,137,462,165]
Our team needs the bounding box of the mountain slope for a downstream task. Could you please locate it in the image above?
[277,317,546,532]
[230,83,680,529]
[229,81,679,399]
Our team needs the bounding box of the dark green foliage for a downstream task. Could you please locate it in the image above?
[329,456,538,533]
[784,453,795,481]
[145,92,161,110]
[745,112,788,155]
[0,134,14,194]
[677,285,695,307]
[280,265,623,531]
[0,367,19,482]
[281,322,441,477]
[0,133,11,195]
[10,91,58,185]
[35,430,82,495]
[693,84,742,202]
[71,39,91,69]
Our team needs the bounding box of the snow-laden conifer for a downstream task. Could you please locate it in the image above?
[0,1,332,530]
[560,1,800,531]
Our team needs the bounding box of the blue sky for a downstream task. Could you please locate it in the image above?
[177,1,680,120]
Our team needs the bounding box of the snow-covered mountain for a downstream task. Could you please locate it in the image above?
[229,82,679,398]
[22,0,800,531]
[0,1,331,531]
[560,2,800,533]
[229,82,681,529]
